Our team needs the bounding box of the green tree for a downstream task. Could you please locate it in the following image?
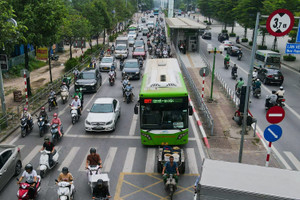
[198,0,214,23]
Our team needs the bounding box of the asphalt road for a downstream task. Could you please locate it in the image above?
[0,14,205,200]
[199,31,300,170]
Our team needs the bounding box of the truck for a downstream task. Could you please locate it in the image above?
[115,37,129,58]
[195,159,300,200]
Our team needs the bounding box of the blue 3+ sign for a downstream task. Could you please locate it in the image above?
[264,125,282,142]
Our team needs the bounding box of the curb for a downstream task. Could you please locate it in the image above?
[188,96,210,148]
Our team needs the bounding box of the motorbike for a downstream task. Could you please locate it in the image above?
[50,124,63,145]
[231,71,238,80]
[51,54,59,61]
[236,36,240,44]
[120,60,124,71]
[70,106,80,125]
[148,46,153,55]
[39,150,59,178]
[164,174,177,200]
[277,96,286,107]
[125,87,133,104]
[224,61,230,69]
[48,95,57,112]
[253,87,261,98]
[87,165,110,195]
[237,51,243,60]
[37,116,48,137]
[60,86,69,104]
[265,96,280,110]
[20,117,33,137]
[56,180,74,200]
[138,58,143,69]
[109,73,115,86]
[163,51,168,58]
[17,176,41,200]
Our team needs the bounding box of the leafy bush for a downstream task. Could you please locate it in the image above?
[272,49,280,53]
[204,20,208,23]
[221,29,228,33]
[258,45,267,50]
[206,22,212,25]
[7,57,47,77]
[249,41,253,46]
[283,55,296,61]
[64,58,79,72]
[288,39,296,43]
[241,38,248,42]
[229,33,236,37]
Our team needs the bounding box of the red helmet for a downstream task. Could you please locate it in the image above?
[75,95,79,99]
[24,107,28,111]
[62,82,66,85]
[53,113,58,118]
[41,107,45,111]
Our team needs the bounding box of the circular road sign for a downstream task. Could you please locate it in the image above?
[264,124,282,142]
[266,9,295,37]
[266,106,285,124]
[199,67,209,77]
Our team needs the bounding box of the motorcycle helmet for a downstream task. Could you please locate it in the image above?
[240,77,243,81]
[62,167,69,175]
[90,148,96,154]
[257,79,260,82]
[280,86,283,90]
[75,96,79,100]
[25,163,33,172]
[41,107,45,111]
[76,88,79,92]
[53,113,58,119]
[272,90,276,94]
[97,179,104,187]
[24,107,28,111]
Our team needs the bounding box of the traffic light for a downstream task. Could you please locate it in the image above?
[239,86,247,112]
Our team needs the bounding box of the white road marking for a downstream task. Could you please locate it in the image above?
[103,147,117,173]
[22,145,42,165]
[186,148,199,174]
[268,113,283,117]
[9,135,20,145]
[145,148,156,173]
[122,147,136,172]
[267,128,278,138]
[189,116,206,160]
[284,151,300,170]
[129,114,138,136]
[79,148,97,172]
[58,147,80,171]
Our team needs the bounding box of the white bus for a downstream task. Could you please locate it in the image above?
[254,50,281,69]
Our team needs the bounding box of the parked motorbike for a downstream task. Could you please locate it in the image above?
[51,54,59,61]
[55,180,74,200]
[17,176,41,200]
[39,150,59,178]
[60,86,69,104]
[125,87,133,104]
[70,106,80,125]
[48,95,57,112]
[20,117,33,137]
[164,174,177,200]
[50,124,63,145]
[37,116,48,137]
[109,73,115,86]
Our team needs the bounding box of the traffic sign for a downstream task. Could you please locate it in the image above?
[296,20,300,43]
[266,9,294,37]
[285,43,300,54]
[199,67,209,77]
[266,106,285,124]
[264,124,282,142]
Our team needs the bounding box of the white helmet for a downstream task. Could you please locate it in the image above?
[279,86,283,90]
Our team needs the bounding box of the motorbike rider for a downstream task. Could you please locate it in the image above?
[17,163,38,199]
[38,107,48,124]
[162,155,179,183]
[253,79,261,92]
[163,48,168,57]
[231,64,238,77]
[57,167,74,195]
[276,86,285,99]
[40,137,55,167]
[111,44,115,53]
[73,68,80,83]
[224,54,230,65]
[92,179,111,199]
[50,113,63,137]
[73,88,83,103]
[235,77,244,94]
[266,90,278,108]
[60,82,69,91]
[252,69,258,80]
[123,82,133,102]
[86,148,102,169]
[62,75,70,89]
[70,95,81,116]
[21,107,33,128]
[49,89,57,106]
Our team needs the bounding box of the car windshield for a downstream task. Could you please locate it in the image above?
[90,103,113,113]
[129,31,136,35]
[135,41,144,46]
[267,69,281,74]
[124,61,138,68]
[116,45,126,50]
[143,29,148,32]
[102,57,113,63]
[128,38,134,42]
[80,72,95,79]
[135,48,144,52]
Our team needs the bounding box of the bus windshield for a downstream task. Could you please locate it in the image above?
[266,56,280,64]
[140,98,188,130]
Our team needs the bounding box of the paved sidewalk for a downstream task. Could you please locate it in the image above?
[180,51,281,168]
[190,13,300,72]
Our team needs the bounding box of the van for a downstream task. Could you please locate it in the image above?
[254,50,281,69]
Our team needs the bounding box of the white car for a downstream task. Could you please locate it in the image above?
[138,24,144,32]
[128,31,137,39]
[85,98,121,132]
[114,44,128,58]
[220,40,233,50]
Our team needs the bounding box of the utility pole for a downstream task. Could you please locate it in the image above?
[0,67,7,119]
[48,47,53,83]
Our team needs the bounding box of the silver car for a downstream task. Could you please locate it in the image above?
[99,56,116,72]
[0,144,22,191]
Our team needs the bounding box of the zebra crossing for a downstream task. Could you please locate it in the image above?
[18,145,201,174]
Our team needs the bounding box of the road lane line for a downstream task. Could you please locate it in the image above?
[284,151,300,170]
[79,147,97,172]
[122,147,136,172]
[186,148,199,174]
[145,148,156,173]
[129,114,138,136]
[58,147,80,171]
[189,116,206,160]
[22,145,42,165]
[64,125,72,136]
[103,147,117,173]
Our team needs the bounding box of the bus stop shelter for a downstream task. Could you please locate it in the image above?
[166,17,206,52]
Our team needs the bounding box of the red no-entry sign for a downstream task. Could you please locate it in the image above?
[266,106,285,124]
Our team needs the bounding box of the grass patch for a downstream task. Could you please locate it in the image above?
[4,86,18,96]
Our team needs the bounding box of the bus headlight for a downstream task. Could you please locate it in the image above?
[177,132,188,140]
[141,133,152,140]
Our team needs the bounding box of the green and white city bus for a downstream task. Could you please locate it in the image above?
[134,58,192,145]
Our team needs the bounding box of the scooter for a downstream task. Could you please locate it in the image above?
[20,117,33,137]
[253,88,261,98]
[277,96,286,107]
[231,71,238,80]
[224,61,230,69]
[17,176,41,200]
[237,51,242,60]
[70,106,79,125]
[148,46,153,55]
[39,150,59,178]
[109,73,115,86]
[48,95,57,112]
[164,174,177,200]
[56,180,74,200]
[60,86,69,104]
[50,124,63,145]
[87,165,110,195]
[265,96,277,110]
[37,116,48,137]
[138,58,143,68]
[125,87,133,104]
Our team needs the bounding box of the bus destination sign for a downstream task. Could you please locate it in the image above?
[144,98,183,104]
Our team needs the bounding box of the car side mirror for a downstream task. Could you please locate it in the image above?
[188,105,193,116]
[87,109,90,112]
[134,104,138,114]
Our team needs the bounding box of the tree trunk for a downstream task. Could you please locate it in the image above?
[103,29,106,45]
[231,23,234,33]
[69,42,72,59]
[244,27,247,38]
[96,34,99,47]
[261,31,265,46]
[224,23,227,30]
[89,39,92,50]
[24,44,32,96]
[48,47,53,83]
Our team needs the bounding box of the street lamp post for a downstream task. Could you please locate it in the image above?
[208,46,223,101]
